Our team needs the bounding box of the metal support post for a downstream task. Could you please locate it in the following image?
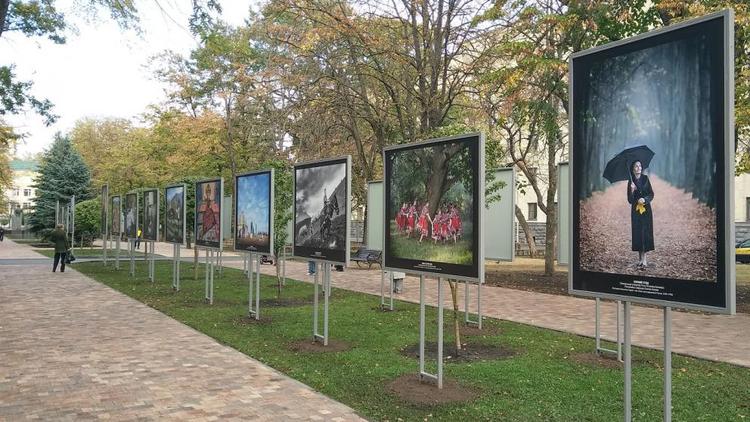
[664,306,672,422]
[380,270,394,311]
[437,277,444,389]
[204,248,209,302]
[281,246,287,286]
[596,298,623,361]
[323,263,329,345]
[248,252,261,320]
[115,236,120,269]
[624,301,632,422]
[419,275,426,377]
[149,241,155,282]
[313,261,320,341]
[464,281,482,327]
[129,239,135,277]
[103,232,108,266]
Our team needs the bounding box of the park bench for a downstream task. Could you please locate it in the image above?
[351,247,382,269]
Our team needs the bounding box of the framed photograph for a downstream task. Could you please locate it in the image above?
[142,189,159,241]
[164,184,186,245]
[110,195,121,235]
[569,10,735,313]
[383,133,484,281]
[101,184,108,236]
[293,156,351,264]
[234,169,274,254]
[195,178,223,250]
[124,192,138,239]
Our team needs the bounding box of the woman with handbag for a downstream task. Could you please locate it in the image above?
[49,224,70,273]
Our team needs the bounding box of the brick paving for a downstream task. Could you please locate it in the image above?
[101,239,750,367]
[0,239,364,421]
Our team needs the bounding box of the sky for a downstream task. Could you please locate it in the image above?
[1,0,254,157]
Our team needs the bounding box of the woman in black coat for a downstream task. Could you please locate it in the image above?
[627,160,654,269]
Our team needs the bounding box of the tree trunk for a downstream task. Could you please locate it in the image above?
[193,245,199,280]
[448,279,462,354]
[0,0,9,39]
[426,153,450,217]
[515,205,537,257]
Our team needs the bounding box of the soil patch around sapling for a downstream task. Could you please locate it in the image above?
[454,323,501,337]
[288,339,353,353]
[386,374,481,407]
[568,352,656,369]
[400,341,516,363]
[260,297,314,307]
[232,315,273,326]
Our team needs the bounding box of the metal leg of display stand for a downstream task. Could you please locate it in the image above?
[664,306,672,422]
[204,248,215,304]
[248,252,261,320]
[595,298,623,361]
[115,236,120,270]
[129,239,135,277]
[624,301,632,422]
[380,270,394,311]
[313,262,330,346]
[464,280,482,328]
[418,275,444,389]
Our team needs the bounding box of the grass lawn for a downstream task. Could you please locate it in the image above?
[389,221,472,265]
[34,249,149,258]
[71,260,750,421]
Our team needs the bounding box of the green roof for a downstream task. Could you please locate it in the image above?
[9,160,39,171]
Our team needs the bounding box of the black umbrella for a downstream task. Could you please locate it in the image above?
[602,145,655,184]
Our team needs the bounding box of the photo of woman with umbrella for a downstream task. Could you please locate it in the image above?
[603,146,655,270]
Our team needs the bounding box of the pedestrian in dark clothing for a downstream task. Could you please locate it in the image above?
[49,224,70,273]
[0,227,4,241]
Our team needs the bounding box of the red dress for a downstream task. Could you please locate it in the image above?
[407,207,416,229]
[418,214,428,233]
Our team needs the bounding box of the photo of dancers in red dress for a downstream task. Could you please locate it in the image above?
[395,201,463,244]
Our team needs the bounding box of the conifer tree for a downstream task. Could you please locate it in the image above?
[28,134,92,234]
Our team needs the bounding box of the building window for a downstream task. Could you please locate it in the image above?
[23,189,32,197]
[528,203,538,221]
[22,202,31,209]
[13,189,19,197]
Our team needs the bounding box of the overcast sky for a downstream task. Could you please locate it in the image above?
[1,0,253,157]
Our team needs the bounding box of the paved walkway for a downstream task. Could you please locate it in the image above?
[96,240,750,367]
[0,239,364,421]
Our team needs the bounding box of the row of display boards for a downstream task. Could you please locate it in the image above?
[96,10,736,421]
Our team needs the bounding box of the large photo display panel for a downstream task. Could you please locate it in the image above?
[293,157,351,264]
[570,11,734,313]
[384,133,483,281]
[235,170,274,254]
[195,178,223,249]
[111,195,121,235]
[165,184,186,244]
[124,192,138,239]
[143,189,159,241]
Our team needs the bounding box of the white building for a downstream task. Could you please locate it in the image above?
[4,160,39,229]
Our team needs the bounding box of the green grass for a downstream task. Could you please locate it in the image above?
[389,222,472,265]
[34,249,149,258]
[71,260,750,421]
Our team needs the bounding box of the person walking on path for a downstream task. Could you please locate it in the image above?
[0,227,4,241]
[135,227,142,249]
[49,224,70,273]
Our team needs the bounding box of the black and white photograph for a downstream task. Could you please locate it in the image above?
[571,11,733,312]
[294,157,350,263]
